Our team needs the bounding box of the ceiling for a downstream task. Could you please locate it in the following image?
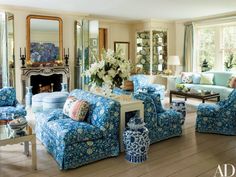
[0,0,236,21]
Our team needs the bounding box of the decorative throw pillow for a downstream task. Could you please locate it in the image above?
[192,73,201,84]
[0,87,16,106]
[200,73,214,85]
[63,96,89,121]
[181,72,193,83]
[228,76,236,88]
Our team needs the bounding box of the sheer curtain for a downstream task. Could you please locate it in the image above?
[183,23,195,72]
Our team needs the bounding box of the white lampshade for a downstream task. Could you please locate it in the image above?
[168,55,180,65]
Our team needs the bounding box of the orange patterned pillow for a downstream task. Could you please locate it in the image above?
[63,96,89,121]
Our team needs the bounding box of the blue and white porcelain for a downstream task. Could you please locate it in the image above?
[123,116,150,163]
[170,100,186,125]
[25,86,33,109]
[61,83,67,92]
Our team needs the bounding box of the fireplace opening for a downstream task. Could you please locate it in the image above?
[30,74,63,94]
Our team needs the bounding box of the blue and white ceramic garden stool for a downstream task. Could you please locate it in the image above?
[170,100,186,125]
[123,116,150,163]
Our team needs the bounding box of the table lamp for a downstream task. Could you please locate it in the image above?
[168,55,180,75]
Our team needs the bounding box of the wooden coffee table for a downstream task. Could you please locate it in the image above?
[169,90,220,103]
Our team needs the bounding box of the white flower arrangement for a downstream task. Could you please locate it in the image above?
[85,49,131,89]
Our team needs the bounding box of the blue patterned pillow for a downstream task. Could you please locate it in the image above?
[0,87,16,106]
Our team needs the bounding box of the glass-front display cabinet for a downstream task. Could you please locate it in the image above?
[136,29,168,74]
[136,31,150,74]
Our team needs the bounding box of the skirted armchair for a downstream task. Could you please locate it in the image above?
[0,87,26,121]
[196,89,236,135]
[134,90,182,144]
[113,74,165,99]
[131,74,165,99]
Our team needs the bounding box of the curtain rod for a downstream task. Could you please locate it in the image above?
[184,13,236,26]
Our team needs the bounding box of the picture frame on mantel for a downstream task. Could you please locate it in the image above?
[26,15,63,67]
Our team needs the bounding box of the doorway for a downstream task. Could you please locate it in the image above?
[99,28,108,58]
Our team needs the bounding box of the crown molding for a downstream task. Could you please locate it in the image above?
[0,4,89,17]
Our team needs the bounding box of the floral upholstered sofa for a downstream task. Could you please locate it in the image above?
[35,89,120,170]
[0,87,26,120]
[134,90,182,144]
[196,89,236,135]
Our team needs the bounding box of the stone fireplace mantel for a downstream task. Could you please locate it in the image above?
[21,66,70,102]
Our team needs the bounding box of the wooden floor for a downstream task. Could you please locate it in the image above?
[1,105,236,176]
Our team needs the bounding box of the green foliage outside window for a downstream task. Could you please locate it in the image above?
[198,28,216,71]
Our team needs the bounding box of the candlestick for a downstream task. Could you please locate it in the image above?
[20,48,22,56]
[64,48,65,55]
[24,47,26,56]
[68,48,69,57]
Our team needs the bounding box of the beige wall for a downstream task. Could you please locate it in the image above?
[175,21,185,73]
[99,20,134,61]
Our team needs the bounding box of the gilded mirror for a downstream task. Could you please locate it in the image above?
[26,15,63,66]
[114,41,130,60]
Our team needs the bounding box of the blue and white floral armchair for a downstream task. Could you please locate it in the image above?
[196,89,236,135]
[131,74,165,99]
[134,90,182,144]
[113,74,165,99]
[0,87,26,121]
[35,89,120,170]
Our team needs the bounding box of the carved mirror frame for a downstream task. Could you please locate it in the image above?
[26,15,63,66]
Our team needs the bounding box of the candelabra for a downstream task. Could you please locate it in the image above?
[64,48,69,66]
[20,47,26,68]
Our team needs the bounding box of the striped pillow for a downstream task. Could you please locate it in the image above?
[63,96,89,121]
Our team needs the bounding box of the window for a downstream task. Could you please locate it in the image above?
[195,23,236,72]
[222,26,236,71]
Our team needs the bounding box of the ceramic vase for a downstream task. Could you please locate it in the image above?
[61,83,67,92]
[25,86,33,108]
[123,116,150,163]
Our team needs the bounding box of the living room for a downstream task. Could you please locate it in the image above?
[0,0,236,177]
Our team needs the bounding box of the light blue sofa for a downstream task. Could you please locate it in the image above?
[35,89,120,170]
[134,90,182,144]
[0,87,26,120]
[176,72,234,100]
[196,89,236,135]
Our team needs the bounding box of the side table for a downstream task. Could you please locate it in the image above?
[114,97,144,152]
[0,125,37,170]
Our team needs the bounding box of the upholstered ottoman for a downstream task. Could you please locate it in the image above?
[42,92,69,111]
[32,93,51,112]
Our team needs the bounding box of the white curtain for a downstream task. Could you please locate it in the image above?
[183,23,195,72]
